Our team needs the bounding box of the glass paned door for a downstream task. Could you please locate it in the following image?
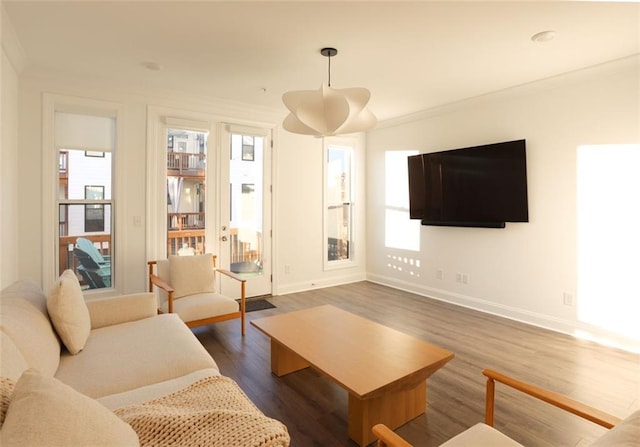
[219,127,271,298]
[166,128,208,256]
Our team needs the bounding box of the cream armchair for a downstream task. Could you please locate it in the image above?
[147,253,246,335]
[373,369,638,447]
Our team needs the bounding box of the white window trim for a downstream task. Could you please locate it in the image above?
[323,137,357,271]
[42,94,125,294]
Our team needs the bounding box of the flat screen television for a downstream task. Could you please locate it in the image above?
[408,139,529,228]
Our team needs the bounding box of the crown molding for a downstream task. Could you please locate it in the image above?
[1,5,28,74]
[376,54,640,131]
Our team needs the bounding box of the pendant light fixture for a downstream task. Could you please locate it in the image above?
[282,47,377,137]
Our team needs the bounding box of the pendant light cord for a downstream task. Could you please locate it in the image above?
[321,47,337,87]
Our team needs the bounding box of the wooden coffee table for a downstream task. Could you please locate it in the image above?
[251,305,454,446]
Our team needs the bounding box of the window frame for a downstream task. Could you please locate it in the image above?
[323,138,356,270]
[42,94,124,294]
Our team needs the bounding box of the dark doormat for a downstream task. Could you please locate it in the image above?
[239,298,276,312]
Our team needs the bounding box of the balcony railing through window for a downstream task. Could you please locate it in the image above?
[167,152,206,176]
[167,212,205,231]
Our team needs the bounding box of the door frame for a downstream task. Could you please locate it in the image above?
[146,106,274,299]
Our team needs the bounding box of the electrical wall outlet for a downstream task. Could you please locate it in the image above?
[436,269,444,280]
[563,292,573,306]
[456,272,470,284]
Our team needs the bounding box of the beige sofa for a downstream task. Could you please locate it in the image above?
[0,275,290,446]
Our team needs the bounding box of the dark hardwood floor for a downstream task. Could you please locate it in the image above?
[193,281,640,447]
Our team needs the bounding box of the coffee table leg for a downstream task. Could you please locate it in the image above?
[270,340,311,376]
[348,381,427,447]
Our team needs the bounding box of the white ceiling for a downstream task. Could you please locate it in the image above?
[3,1,639,122]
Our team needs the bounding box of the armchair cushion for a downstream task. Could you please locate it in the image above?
[46,269,91,354]
[159,292,239,322]
[590,409,640,447]
[0,369,139,447]
[439,423,523,447]
[168,254,215,299]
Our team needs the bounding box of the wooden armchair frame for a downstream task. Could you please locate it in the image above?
[147,256,247,335]
[483,369,621,429]
[373,368,622,447]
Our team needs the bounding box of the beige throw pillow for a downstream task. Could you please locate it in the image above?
[46,269,91,354]
[0,369,139,447]
[169,254,216,299]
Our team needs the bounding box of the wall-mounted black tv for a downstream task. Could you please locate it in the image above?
[408,139,529,228]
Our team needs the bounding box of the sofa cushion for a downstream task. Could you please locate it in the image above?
[86,293,157,329]
[0,369,139,447]
[55,313,218,398]
[169,254,216,299]
[0,331,28,381]
[47,269,91,354]
[1,280,50,314]
[98,368,221,410]
[590,409,640,447]
[0,282,60,376]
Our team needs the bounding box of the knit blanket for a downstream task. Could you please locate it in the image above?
[0,377,16,426]
[114,376,290,447]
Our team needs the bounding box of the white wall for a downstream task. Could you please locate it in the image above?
[366,56,640,352]
[15,74,367,295]
[275,131,367,294]
[0,48,19,289]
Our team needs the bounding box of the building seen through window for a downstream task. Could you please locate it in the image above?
[58,148,112,289]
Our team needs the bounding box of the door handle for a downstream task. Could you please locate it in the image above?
[221,236,228,242]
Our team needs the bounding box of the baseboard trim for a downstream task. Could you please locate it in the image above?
[366,273,640,354]
[275,272,367,296]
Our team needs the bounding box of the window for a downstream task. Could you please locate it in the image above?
[242,136,255,161]
[577,144,640,343]
[385,150,420,251]
[84,185,105,232]
[55,112,115,290]
[325,143,354,266]
[383,150,422,279]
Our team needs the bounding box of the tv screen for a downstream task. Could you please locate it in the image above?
[408,139,528,228]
